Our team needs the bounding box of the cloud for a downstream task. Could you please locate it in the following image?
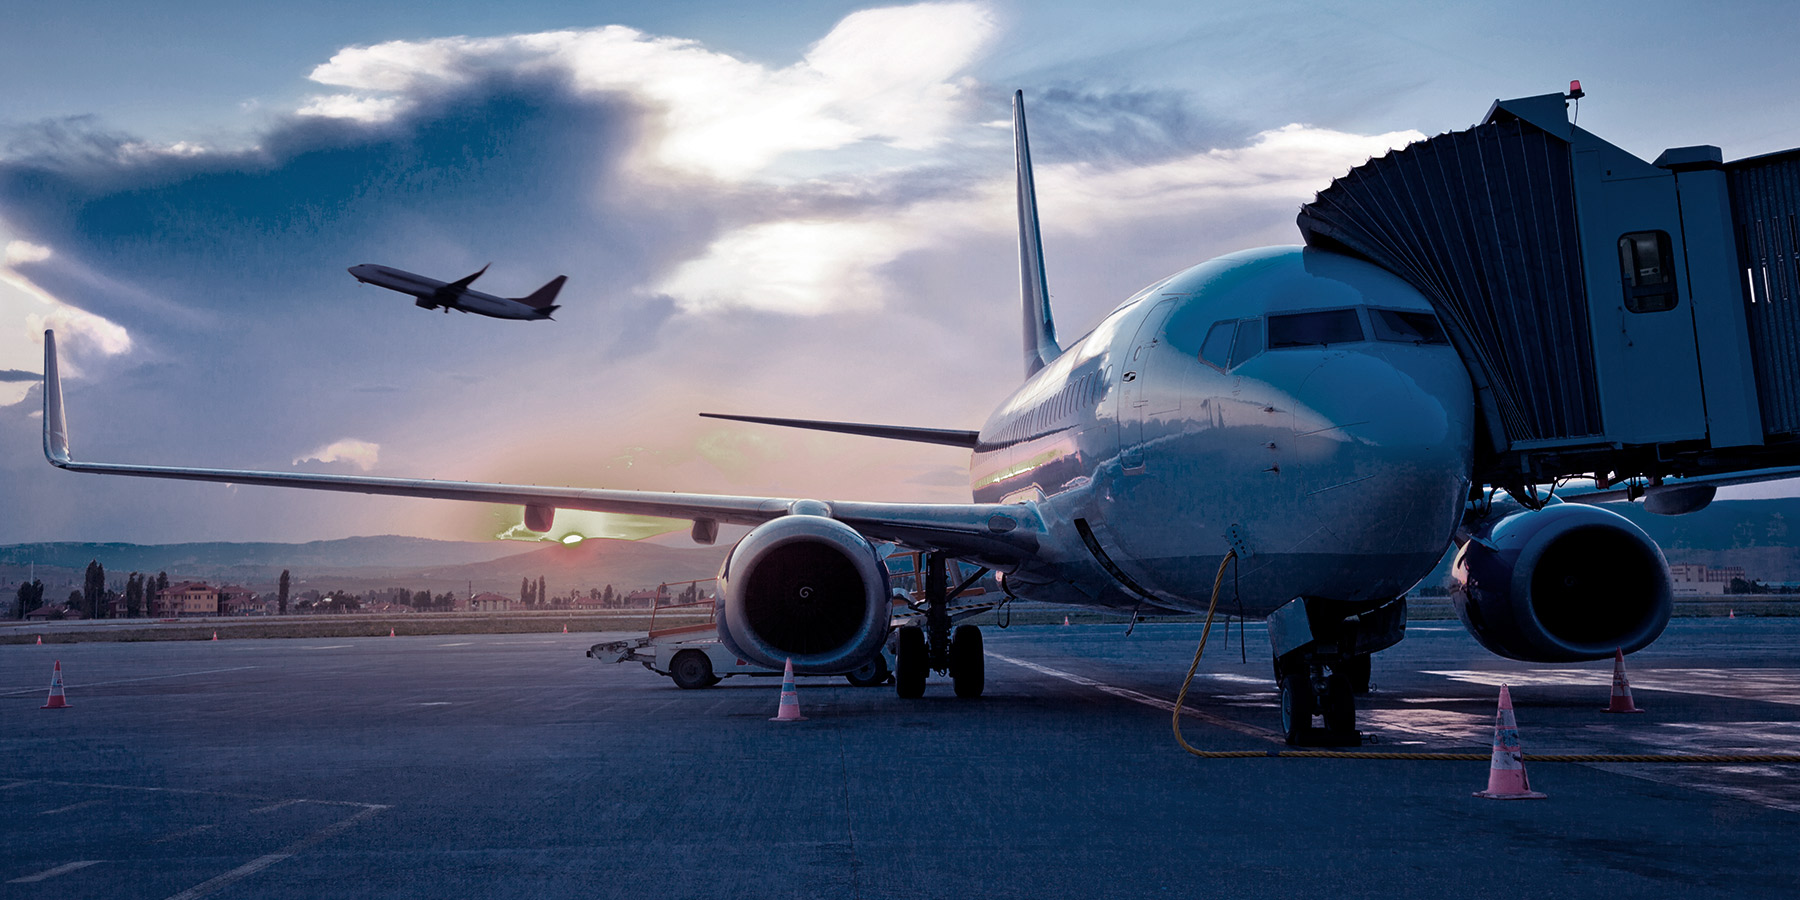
[0,369,38,382]
[301,2,998,181]
[294,438,380,471]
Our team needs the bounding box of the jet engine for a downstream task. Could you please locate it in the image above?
[714,515,892,674]
[1450,504,1672,662]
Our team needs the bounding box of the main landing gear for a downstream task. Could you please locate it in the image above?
[1268,596,1404,746]
[895,553,985,699]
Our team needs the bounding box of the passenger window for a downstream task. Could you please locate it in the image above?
[1229,318,1263,368]
[1370,309,1449,345]
[1199,321,1236,370]
[1618,231,1678,313]
[1267,309,1364,348]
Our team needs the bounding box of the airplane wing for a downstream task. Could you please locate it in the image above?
[39,332,1038,566]
[443,263,490,293]
[698,413,982,448]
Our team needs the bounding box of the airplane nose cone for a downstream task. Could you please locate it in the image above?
[1289,349,1474,555]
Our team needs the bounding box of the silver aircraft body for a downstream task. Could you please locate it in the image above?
[348,263,565,320]
[42,91,1747,740]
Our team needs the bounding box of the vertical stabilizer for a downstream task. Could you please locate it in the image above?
[1014,91,1061,378]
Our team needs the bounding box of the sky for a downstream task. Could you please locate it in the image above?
[4,0,1800,545]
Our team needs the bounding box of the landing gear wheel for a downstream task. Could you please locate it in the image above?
[950,624,984,699]
[895,626,927,698]
[1278,674,1315,746]
[669,650,717,690]
[1321,670,1356,735]
[846,653,890,687]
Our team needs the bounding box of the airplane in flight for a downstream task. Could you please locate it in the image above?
[41,91,1782,745]
[348,262,565,320]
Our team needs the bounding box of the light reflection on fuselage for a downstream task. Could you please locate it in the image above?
[970,246,1474,616]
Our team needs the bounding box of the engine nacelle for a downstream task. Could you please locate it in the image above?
[714,515,891,674]
[1451,504,1672,662]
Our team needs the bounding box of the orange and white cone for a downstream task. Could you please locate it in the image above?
[389,627,396,637]
[211,631,218,641]
[770,658,805,722]
[36,634,42,645]
[1474,685,1545,799]
[562,624,568,634]
[42,660,70,709]
[1603,648,1644,714]
[1063,615,1070,626]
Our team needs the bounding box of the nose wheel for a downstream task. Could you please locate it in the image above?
[1277,657,1361,746]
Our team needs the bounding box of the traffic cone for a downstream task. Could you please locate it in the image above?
[389,627,396,637]
[562,624,568,634]
[211,631,218,641]
[1729,609,1736,619]
[42,660,70,709]
[1063,615,1070,626]
[36,635,42,645]
[770,658,805,722]
[1474,685,1545,799]
[1603,648,1644,714]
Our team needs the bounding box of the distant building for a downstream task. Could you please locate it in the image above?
[158,582,220,616]
[1668,564,1746,595]
[468,592,515,612]
[216,584,259,615]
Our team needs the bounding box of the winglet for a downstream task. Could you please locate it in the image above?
[1014,90,1061,379]
[43,330,70,466]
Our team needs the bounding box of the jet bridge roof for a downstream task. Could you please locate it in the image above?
[1296,91,1800,488]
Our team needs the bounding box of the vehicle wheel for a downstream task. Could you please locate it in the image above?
[1279,674,1315,745]
[1342,654,1372,694]
[950,624,984,699]
[669,650,716,690]
[1321,670,1356,734]
[846,653,890,687]
[896,626,927,698]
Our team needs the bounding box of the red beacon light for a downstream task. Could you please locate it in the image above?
[1566,79,1585,100]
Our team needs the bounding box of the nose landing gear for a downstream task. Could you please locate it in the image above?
[1269,596,1406,746]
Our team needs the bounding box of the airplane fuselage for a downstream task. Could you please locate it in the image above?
[348,264,555,320]
[971,246,1475,617]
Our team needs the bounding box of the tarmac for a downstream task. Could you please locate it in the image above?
[2,617,1797,899]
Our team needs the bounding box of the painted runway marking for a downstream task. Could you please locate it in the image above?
[990,653,1281,742]
[1426,668,1800,706]
[301,645,353,650]
[437,642,474,647]
[7,860,103,883]
[161,804,387,900]
[250,799,304,813]
[416,701,453,706]
[0,666,258,697]
[40,799,104,815]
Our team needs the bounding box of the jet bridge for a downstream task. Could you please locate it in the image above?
[1297,89,1800,495]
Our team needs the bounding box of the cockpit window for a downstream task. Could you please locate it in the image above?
[1267,309,1364,348]
[1370,309,1449,345]
[1228,317,1263,368]
[1200,321,1235,370]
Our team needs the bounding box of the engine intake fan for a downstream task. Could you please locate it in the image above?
[1451,504,1672,662]
[715,514,891,674]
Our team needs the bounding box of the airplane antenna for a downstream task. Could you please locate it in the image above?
[1014,91,1062,378]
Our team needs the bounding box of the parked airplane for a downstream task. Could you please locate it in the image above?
[40,92,1780,744]
[348,263,565,320]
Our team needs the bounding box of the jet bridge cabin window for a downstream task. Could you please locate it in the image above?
[1370,309,1448,345]
[1618,230,1678,313]
[1267,309,1364,349]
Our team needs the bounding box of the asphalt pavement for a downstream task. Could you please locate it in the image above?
[2,618,1796,899]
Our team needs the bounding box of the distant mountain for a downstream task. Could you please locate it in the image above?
[0,533,727,598]
[0,535,538,572]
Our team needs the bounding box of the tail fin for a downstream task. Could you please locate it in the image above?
[516,275,566,310]
[1014,90,1061,378]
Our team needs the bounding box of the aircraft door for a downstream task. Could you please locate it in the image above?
[1119,297,1178,473]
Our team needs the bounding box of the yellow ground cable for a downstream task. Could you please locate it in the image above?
[1171,552,1800,763]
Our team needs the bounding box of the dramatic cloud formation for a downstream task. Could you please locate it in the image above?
[0,3,1422,543]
